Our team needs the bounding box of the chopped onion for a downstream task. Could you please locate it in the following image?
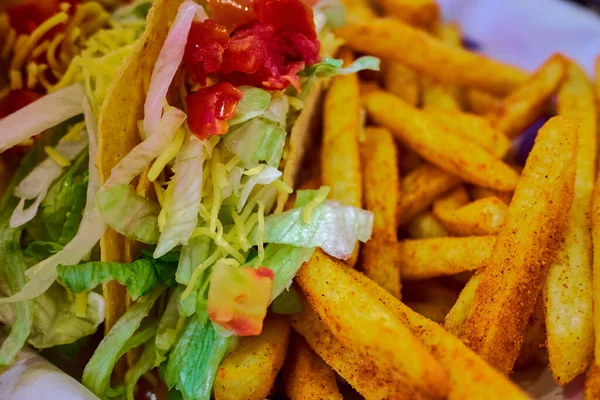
[0,84,85,153]
[143,1,207,137]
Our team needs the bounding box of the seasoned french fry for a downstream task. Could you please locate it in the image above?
[397,163,461,225]
[406,301,452,323]
[437,197,508,236]
[290,295,415,399]
[361,238,401,298]
[336,18,528,95]
[322,47,362,267]
[284,334,342,400]
[404,281,458,323]
[379,0,439,30]
[469,186,513,205]
[364,90,520,191]
[383,61,420,106]
[544,61,596,385]
[460,116,577,374]
[406,211,449,238]
[340,0,376,21]
[296,249,450,398]
[396,142,423,174]
[214,315,290,400]
[399,236,495,280]
[467,89,500,115]
[426,109,511,159]
[515,295,546,369]
[585,363,600,400]
[432,186,470,217]
[488,54,566,138]
[347,268,530,400]
[444,273,481,336]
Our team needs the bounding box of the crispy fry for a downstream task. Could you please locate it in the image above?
[361,238,401,298]
[347,268,530,400]
[379,0,439,30]
[585,363,600,400]
[364,89,520,191]
[467,89,500,115]
[436,197,508,236]
[399,236,494,280]
[336,18,528,95]
[406,211,449,238]
[396,142,423,174]
[460,116,577,374]
[469,186,513,205]
[426,109,511,159]
[403,281,458,323]
[284,334,342,400]
[488,54,566,138]
[340,0,376,21]
[214,315,290,400]
[397,163,461,225]
[432,186,469,217]
[290,295,416,399]
[444,273,481,336]
[406,301,452,323]
[515,295,546,369]
[296,249,450,398]
[384,61,420,106]
[544,61,596,384]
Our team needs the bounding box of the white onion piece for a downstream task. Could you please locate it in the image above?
[105,107,186,188]
[143,1,207,137]
[237,166,282,212]
[0,84,85,152]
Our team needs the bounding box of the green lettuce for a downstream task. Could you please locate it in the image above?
[126,340,158,400]
[223,118,286,168]
[229,86,271,126]
[24,241,64,261]
[155,287,185,365]
[300,56,380,78]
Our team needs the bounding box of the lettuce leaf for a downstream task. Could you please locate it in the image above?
[176,236,211,285]
[126,340,157,400]
[229,86,271,126]
[299,56,380,78]
[223,118,286,168]
[24,241,64,261]
[155,287,185,365]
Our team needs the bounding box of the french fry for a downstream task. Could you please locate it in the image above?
[426,109,511,159]
[467,89,500,115]
[544,61,596,385]
[403,280,458,323]
[214,315,290,400]
[460,116,578,374]
[444,273,481,336]
[488,54,566,138]
[296,249,450,398]
[399,236,495,280]
[284,334,343,400]
[469,186,513,205]
[405,301,452,323]
[340,0,376,21]
[406,211,449,238]
[378,0,439,30]
[361,238,402,298]
[515,295,546,369]
[347,268,530,400]
[290,295,415,399]
[397,163,461,225]
[364,89,520,191]
[322,47,362,267]
[585,364,600,400]
[432,186,469,217]
[396,142,423,174]
[437,197,508,236]
[383,61,420,106]
[336,18,528,95]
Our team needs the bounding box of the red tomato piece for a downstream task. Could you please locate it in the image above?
[0,89,44,119]
[185,82,243,140]
[205,0,255,32]
[6,0,77,35]
[183,20,230,85]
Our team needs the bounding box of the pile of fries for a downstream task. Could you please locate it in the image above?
[210,1,600,399]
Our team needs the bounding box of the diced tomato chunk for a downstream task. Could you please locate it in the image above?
[205,0,255,32]
[6,0,77,35]
[184,20,230,85]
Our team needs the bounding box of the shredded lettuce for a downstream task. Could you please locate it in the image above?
[176,236,211,285]
[262,94,290,130]
[164,310,231,400]
[314,0,346,30]
[229,86,271,126]
[237,166,282,213]
[24,241,64,260]
[300,56,380,78]
[155,287,185,365]
[126,340,158,400]
[97,184,161,244]
[223,119,286,169]
[82,286,165,398]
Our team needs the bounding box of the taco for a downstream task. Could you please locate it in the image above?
[0,0,152,366]
[0,0,378,398]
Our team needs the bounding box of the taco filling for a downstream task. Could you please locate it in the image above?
[0,0,379,399]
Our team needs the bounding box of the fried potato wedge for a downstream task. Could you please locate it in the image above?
[364,89,520,191]
[488,54,566,138]
[444,273,481,336]
[361,238,402,298]
[336,18,528,95]
[544,61,596,385]
[469,186,513,205]
[384,62,420,106]
[406,211,449,239]
[398,163,461,225]
[466,89,500,115]
[347,268,530,400]
[214,315,290,400]
[460,116,577,374]
[284,334,342,400]
[436,197,508,236]
[399,236,495,280]
[432,186,469,216]
[379,0,439,30]
[296,250,449,398]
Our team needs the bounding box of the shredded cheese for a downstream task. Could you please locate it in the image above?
[153,181,165,207]
[232,211,250,251]
[44,146,71,167]
[63,121,86,142]
[148,128,185,182]
[243,164,266,176]
[158,180,175,232]
[272,179,293,194]
[75,292,88,318]
[303,186,330,224]
[257,201,265,264]
[209,149,222,233]
[182,249,223,300]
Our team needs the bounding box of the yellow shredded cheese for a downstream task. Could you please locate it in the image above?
[158,180,175,232]
[273,179,293,194]
[232,211,250,251]
[257,201,265,264]
[153,181,165,207]
[215,162,229,189]
[303,186,330,224]
[75,292,88,318]
[243,164,266,176]
[209,149,222,233]
[182,249,223,300]
[44,146,71,167]
[198,203,211,220]
[224,155,241,171]
[148,128,185,182]
[63,121,86,142]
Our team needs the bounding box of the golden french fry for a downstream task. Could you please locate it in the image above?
[444,273,481,336]
[488,54,566,138]
[515,295,546,369]
[405,301,452,323]
[383,61,420,106]
[397,163,461,225]
[296,249,450,398]
[437,197,508,236]
[469,186,513,205]
[426,109,511,159]
[379,0,439,30]
[214,315,290,400]
[432,186,469,217]
[544,61,596,385]
[340,0,376,21]
[336,18,528,95]
[585,363,600,400]
[284,334,342,400]
[406,211,449,238]
[347,268,530,400]
[290,295,415,399]
[460,116,577,374]
[403,280,458,323]
[364,89,520,191]
[361,238,402,298]
[396,142,423,174]
[399,236,494,280]
[466,89,500,114]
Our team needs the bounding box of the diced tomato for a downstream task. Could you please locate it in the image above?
[6,0,77,35]
[253,0,316,39]
[185,82,243,140]
[184,20,230,85]
[205,0,255,32]
[0,89,44,119]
